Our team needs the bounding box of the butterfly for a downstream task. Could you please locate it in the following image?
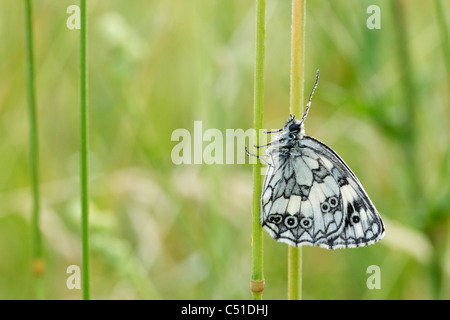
[248,70,385,249]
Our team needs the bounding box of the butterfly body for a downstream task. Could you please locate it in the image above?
[259,72,385,249]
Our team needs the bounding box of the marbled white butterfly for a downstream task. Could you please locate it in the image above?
[249,70,385,249]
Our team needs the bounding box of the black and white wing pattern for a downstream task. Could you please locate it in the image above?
[258,70,384,249]
[261,146,345,248]
[260,135,385,250]
[299,136,385,249]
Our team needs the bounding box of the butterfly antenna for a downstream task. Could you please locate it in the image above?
[299,70,319,125]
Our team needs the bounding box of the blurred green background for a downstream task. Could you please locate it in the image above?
[0,0,449,299]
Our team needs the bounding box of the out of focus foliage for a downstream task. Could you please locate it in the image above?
[0,0,448,299]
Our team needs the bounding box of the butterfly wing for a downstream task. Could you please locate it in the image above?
[261,147,347,248]
[299,136,385,249]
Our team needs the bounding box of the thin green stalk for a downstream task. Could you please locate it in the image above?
[250,0,266,300]
[288,245,301,299]
[289,0,305,117]
[79,0,90,300]
[24,0,44,298]
[288,0,306,300]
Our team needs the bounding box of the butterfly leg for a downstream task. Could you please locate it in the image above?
[245,145,272,167]
[253,142,272,148]
[264,128,282,134]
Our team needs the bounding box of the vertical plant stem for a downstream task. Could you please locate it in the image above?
[288,0,306,300]
[24,0,44,298]
[288,246,301,299]
[250,0,266,300]
[79,0,90,300]
[289,0,305,116]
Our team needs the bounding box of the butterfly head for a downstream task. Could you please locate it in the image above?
[269,115,305,150]
[284,115,305,138]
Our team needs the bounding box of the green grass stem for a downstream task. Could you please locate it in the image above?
[79,0,90,300]
[287,0,306,300]
[24,0,44,298]
[250,0,266,300]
